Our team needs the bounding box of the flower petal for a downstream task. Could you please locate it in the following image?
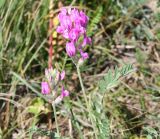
[41,82,50,94]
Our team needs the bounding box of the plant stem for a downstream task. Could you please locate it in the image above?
[48,18,53,69]
[76,65,87,105]
[52,103,60,136]
[48,0,54,130]
[48,0,54,68]
[76,65,98,139]
[70,109,84,139]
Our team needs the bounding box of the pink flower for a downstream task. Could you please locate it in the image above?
[58,8,67,23]
[62,29,70,39]
[54,87,69,104]
[56,26,64,34]
[61,16,72,30]
[56,8,91,59]
[70,9,80,22]
[59,8,67,16]
[82,37,91,47]
[69,28,80,41]
[80,51,89,60]
[41,82,50,94]
[79,11,89,27]
[66,42,76,57]
[61,86,69,97]
[54,70,65,82]
[41,67,69,105]
[57,26,70,39]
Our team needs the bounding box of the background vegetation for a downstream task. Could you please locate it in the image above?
[0,0,160,138]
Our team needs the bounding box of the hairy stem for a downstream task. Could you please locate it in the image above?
[76,64,98,139]
[52,103,60,136]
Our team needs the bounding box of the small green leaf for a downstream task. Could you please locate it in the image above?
[27,97,45,115]
[143,126,158,136]
[99,64,134,93]
[99,80,106,93]
[147,135,152,139]
[135,48,148,65]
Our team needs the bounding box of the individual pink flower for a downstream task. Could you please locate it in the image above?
[79,11,89,27]
[80,51,89,60]
[61,87,69,97]
[57,26,70,39]
[70,9,80,22]
[58,8,67,17]
[41,82,50,94]
[66,42,76,57]
[54,87,69,104]
[63,29,70,39]
[58,8,67,23]
[69,28,80,41]
[61,15,72,30]
[82,36,91,47]
[56,26,64,34]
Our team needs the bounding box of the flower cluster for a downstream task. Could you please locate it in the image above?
[41,67,69,104]
[56,8,91,60]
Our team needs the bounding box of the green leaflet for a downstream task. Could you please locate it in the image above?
[87,6,103,36]
[98,64,134,93]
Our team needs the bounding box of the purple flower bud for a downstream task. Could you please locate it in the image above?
[61,87,69,98]
[80,51,89,60]
[79,11,89,27]
[56,26,64,34]
[82,37,91,47]
[41,82,50,94]
[54,87,69,105]
[66,42,76,57]
[60,71,65,80]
